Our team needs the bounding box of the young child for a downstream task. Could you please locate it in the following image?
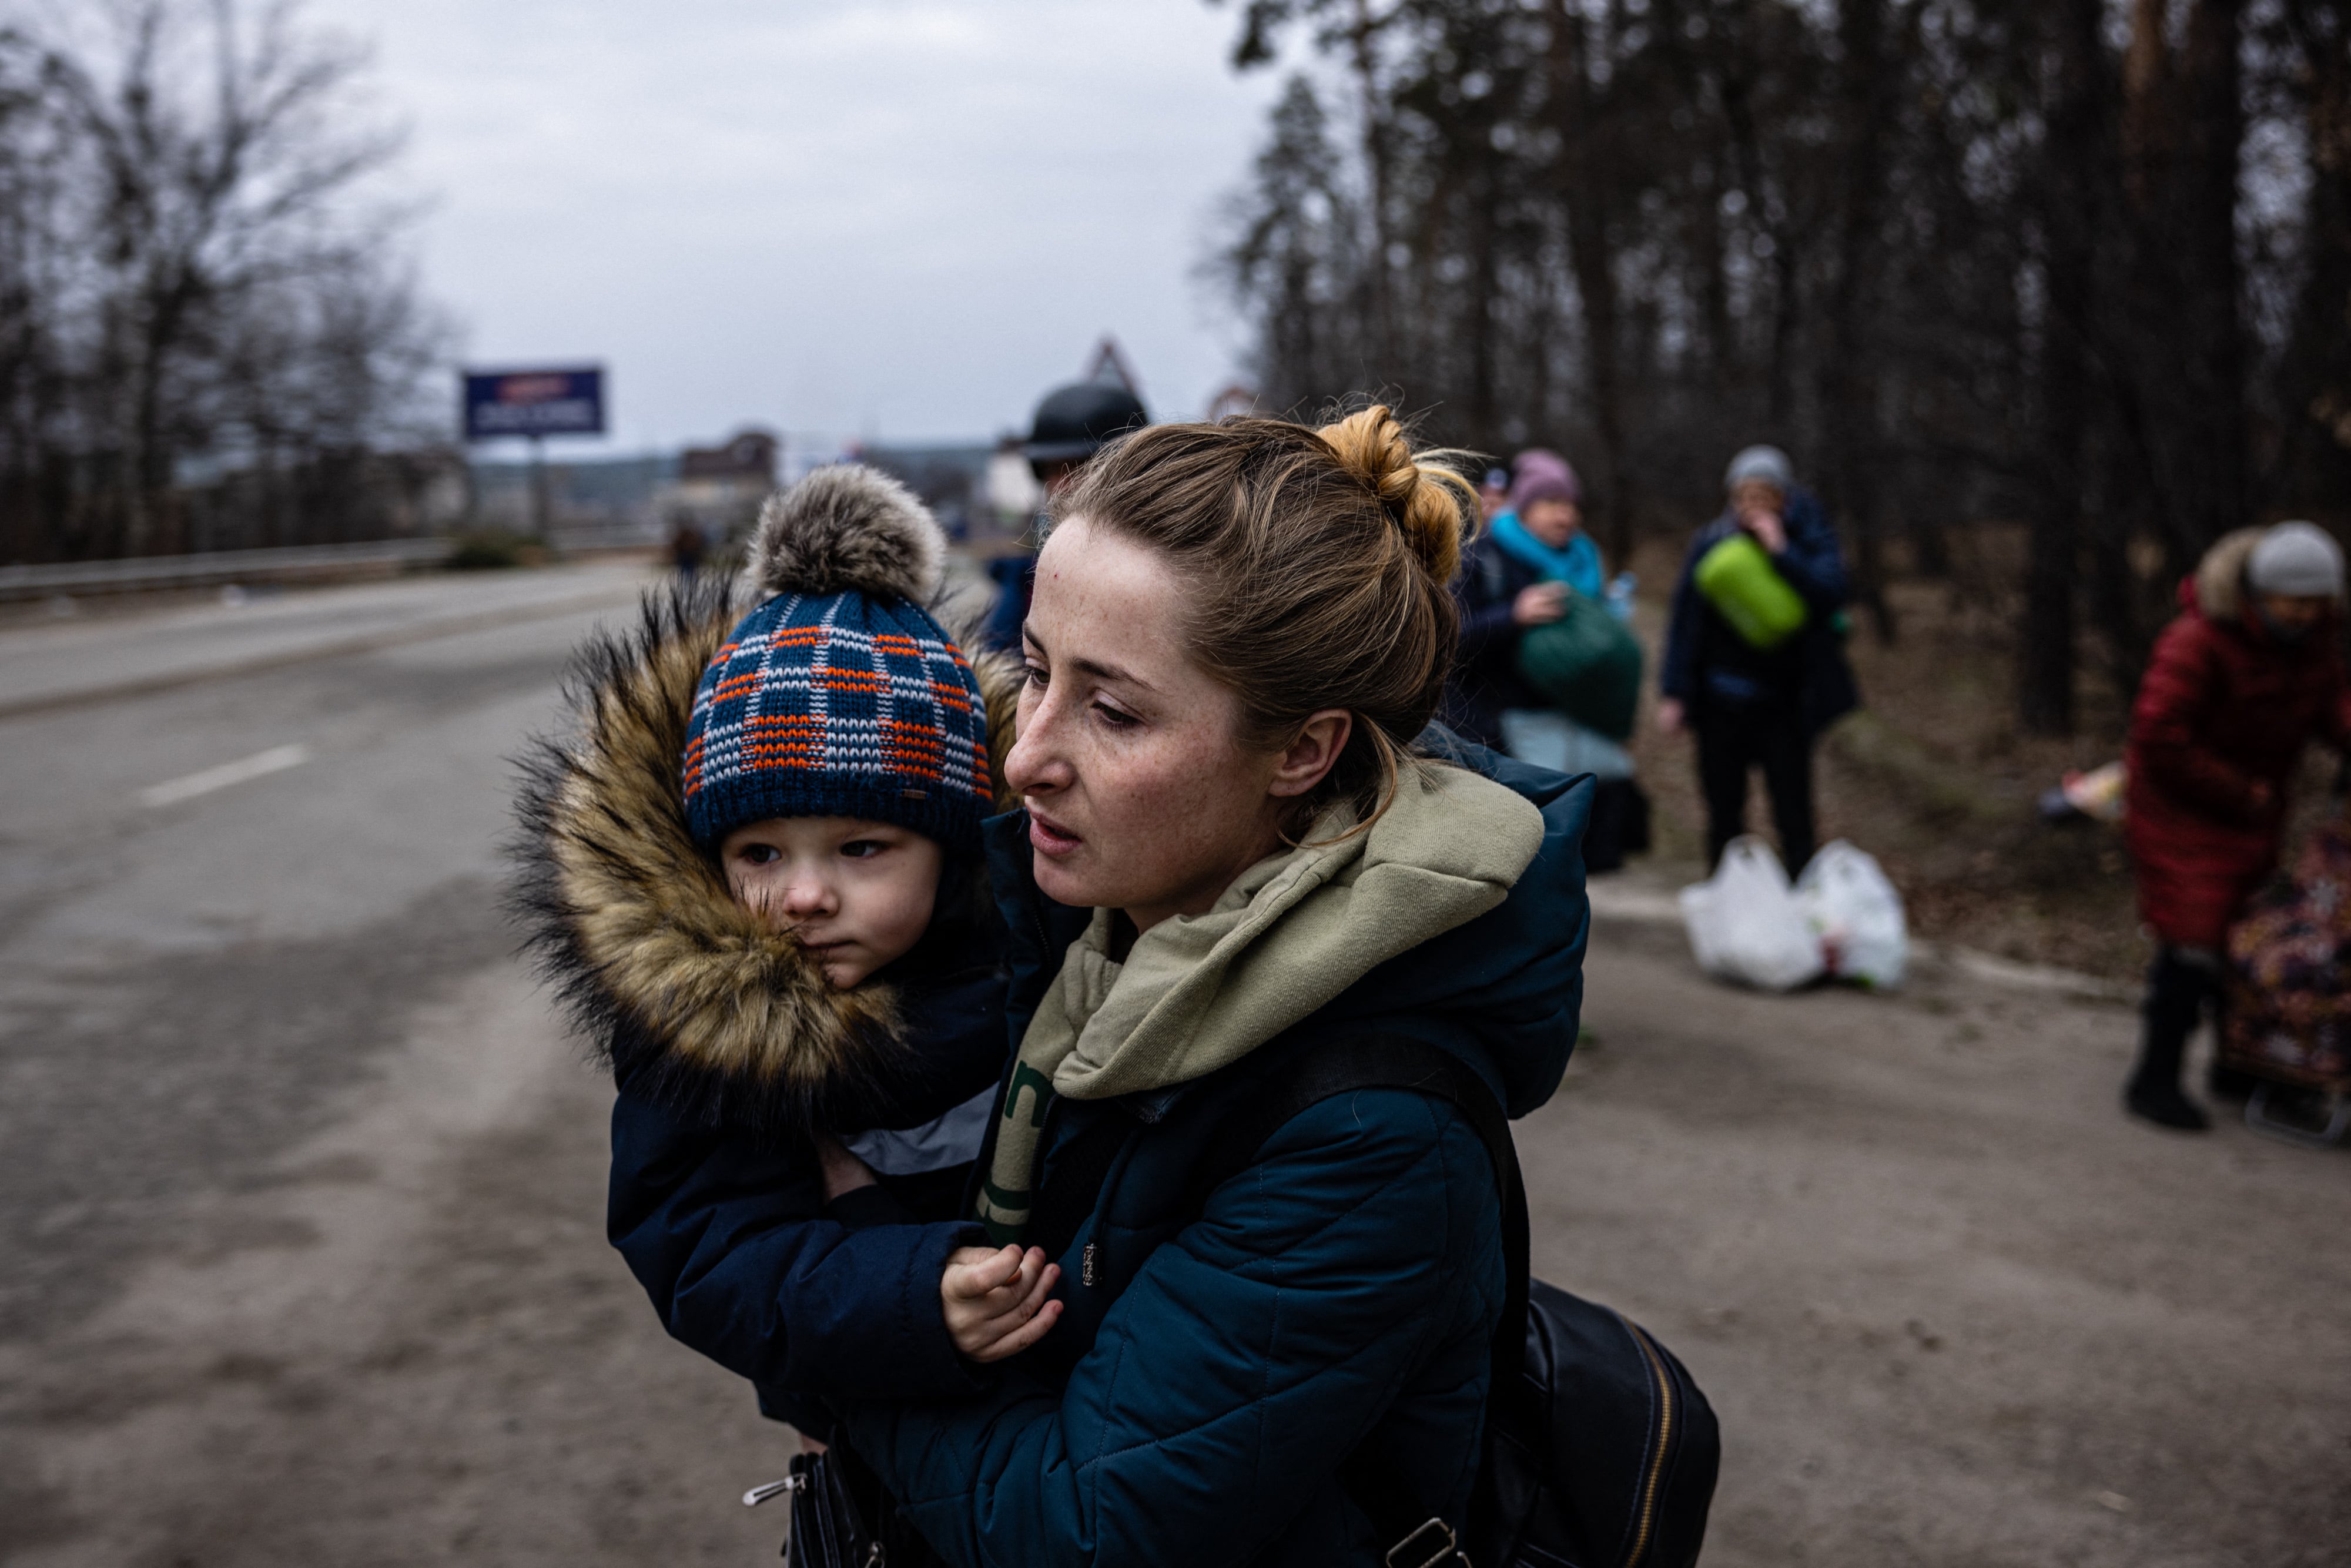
[514,464,1058,1436]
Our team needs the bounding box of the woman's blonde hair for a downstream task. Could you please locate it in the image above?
[1049,404,1475,832]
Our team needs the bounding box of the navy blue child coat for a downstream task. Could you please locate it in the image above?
[512,577,1030,1428]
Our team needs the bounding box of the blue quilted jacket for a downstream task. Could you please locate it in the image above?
[841,748,1591,1566]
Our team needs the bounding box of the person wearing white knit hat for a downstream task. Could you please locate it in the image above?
[2122,520,2351,1131]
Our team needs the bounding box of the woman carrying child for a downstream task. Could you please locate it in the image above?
[520,407,1592,1564]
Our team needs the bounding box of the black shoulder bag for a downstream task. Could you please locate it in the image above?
[754,1034,1718,1568]
[746,1440,940,1568]
[1185,1034,1722,1568]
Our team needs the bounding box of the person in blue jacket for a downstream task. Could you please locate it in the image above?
[609,406,1590,1565]
[1446,448,1601,752]
[512,465,1054,1437]
[1657,444,1858,872]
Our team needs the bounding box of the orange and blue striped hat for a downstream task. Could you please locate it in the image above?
[682,587,990,852]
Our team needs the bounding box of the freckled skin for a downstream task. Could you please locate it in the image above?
[719,816,941,987]
[1006,518,1349,933]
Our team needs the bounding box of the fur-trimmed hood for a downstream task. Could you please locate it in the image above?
[2192,527,2265,623]
[511,470,1021,1137]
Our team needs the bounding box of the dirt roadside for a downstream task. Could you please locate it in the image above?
[1562,916,2350,1567]
[1,960,789,1567]
[4,920,2345,1566]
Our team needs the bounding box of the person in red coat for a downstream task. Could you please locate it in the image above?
[2122,521,2351,1130]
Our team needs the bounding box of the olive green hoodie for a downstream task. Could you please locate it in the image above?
[977,760,1545,1241]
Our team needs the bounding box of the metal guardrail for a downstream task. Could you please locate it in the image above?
[0,538,454,601]
[549,521,667,552]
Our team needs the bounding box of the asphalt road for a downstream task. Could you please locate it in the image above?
[1,566,2343,1567]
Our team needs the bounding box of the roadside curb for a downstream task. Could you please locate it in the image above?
[1585,877,2135,1004]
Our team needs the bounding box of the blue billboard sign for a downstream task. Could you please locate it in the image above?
[463,367,605,440]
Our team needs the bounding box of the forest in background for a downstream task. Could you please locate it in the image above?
[0,1,446,567]
[1211,0,2351,734]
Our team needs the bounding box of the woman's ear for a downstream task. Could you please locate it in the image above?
[1267,709,1354,799]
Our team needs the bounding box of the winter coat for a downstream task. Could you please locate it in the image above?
[510,565,1028,1419]
[1445,531,1546,748]
[2125,529,2351,949]
[983,551,1036,654]
[1659,487,1858,735]
[835,743,1592,1567]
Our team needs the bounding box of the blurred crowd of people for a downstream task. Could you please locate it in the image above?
[963,381,2351,1142]
[970,380,1861,890]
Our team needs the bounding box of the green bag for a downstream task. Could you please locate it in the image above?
[1693,533,1808,650]
[1516,591,1644,742]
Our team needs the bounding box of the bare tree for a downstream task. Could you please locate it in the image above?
[0,0,444,561]
[1213,0,2351,732]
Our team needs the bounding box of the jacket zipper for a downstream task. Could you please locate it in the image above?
[1620,1322,1676,1568]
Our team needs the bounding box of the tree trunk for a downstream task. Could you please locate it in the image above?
[1824,0,1897,645]
[2121,0,2248,568]
[1549,0,1637,569]
[2021,0,2109,736]
[1348,0,1397,370]
[1465,155,1501,449]
[1716,62,1800,427]
[2275,0,2351,507]
[2179,0,2247,547]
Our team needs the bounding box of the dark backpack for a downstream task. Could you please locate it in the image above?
[1183,1034,1720,1568]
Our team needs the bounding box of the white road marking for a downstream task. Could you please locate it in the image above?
[139,743,313,808]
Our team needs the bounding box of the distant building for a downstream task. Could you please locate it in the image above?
[859,441,995,544]
[672,429,779,521]
[468,451,678,540]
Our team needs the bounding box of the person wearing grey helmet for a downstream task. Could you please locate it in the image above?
[980,381,1148,652]
[2121,520,2351,1131]
[1657,444,1858,873]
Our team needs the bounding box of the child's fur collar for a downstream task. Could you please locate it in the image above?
[510,568,1019,1137]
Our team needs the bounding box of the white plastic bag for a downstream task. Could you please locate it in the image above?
[1679,836,1827,991]
[1796,839,1908,990]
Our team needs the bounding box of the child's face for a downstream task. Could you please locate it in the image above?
[720,817,942,988]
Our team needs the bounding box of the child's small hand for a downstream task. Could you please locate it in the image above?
[941,1244,1062,1362]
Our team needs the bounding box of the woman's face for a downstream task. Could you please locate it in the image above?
[1730,479,1784,521]
[1522,496,1581,548]
[1006,518,1345,931]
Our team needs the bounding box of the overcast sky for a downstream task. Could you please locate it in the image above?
[300,0,1288,453]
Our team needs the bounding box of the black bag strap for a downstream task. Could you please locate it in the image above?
[1185,1033,1532,1565]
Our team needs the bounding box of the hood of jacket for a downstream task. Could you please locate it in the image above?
[2191,527,2265,623]
[1021,760,1546,1105]
[2185,525,2344,648]
[1305,739,1589,1115]
[511,484,1022,1138]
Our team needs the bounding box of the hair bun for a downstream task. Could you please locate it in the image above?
[1315,406,1470,585]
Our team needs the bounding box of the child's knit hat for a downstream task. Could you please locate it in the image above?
[682,466,992,853]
